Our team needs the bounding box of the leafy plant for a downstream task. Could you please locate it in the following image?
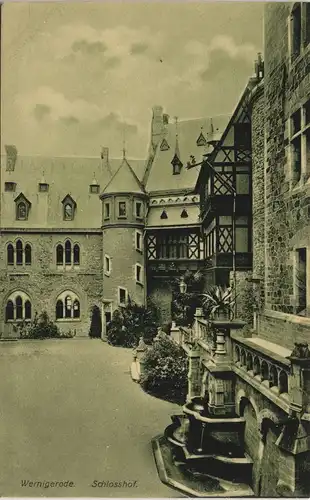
[140,334,188,404]
[107,298,159,347]
[15,311,62,339]
[201,285,235,319]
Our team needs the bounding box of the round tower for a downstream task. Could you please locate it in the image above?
[100,157,148,323]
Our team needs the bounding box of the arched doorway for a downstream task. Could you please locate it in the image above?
[89,305,102,338]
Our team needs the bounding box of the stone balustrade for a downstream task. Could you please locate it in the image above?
[233,337,290,404]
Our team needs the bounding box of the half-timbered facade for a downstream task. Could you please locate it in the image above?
[193,73,262,287]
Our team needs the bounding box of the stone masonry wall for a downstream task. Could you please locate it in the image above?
[0,232,103,337]
[263,3,310,317]
[250,81,265,310]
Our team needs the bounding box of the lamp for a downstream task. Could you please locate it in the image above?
[179,277,188,294]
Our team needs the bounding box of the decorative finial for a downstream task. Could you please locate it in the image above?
[122,122,126,159]
[174,116,179,136]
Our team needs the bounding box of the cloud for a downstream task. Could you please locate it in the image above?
[33,103,51,121]
[130,42,149,55]
[59,115,80,126]
[97,112,138,136]
[71,38,107,55]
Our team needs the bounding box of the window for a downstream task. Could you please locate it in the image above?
[7,244,14,265]
[104,202,110,219]
[290,3,310,60]
[62,195,76,221]
[118,287,127,306]
[73,244,80,266]
[104,255,111,276]
[16,240,23,265]
[17,202,27,220]
[135,231,143,252]
[39,183,49,192]
[7,241,32,266]
[55,291,80,320]
[118,201,127,218]
[135,201,143,218]
[4,182,16,192]
[5,291,32,322]
[290,100,310,184]
[25,244,32,265]
[65,240,72,265]
[135,264,143,284]
[56,241,80,267]
[296,247,307,315]
[234,123,251,150]
[90,184,100,194]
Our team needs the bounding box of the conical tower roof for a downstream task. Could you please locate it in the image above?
[102,157,145,194]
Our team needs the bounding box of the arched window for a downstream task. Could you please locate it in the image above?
[73,244,80,265]
[7,244,14,265]
[16,296,23,320]
[56,244,64,265]
[65,241,71,265]
[55,291,81,321]
[73,299,80,318]
[5,300,14,321]
[25,300,32,320]
[5,292,32,322]
[16,240,23,265]
[17,202,27,220]
[56,300,63,319]
[25,244,32,265]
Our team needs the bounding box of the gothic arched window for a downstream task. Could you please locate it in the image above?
[65,240,72,265]
[16,240,23,265]
[56,300,63,319]
[55,291,81,321]
[56,244,64,265]
[25,300,32,320]
[73,244,80,265]
[15,296,23,320]
[25,244,32,265]
[5,292,32,322]
[5,300,14,321]
[7,244,14,265]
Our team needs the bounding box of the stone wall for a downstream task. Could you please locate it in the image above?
[0,232,103,337]
[258,309,310,350]
[250,80,265,309]
[230,270,253,325]
[263,3,310,315]
[147,278,173,325]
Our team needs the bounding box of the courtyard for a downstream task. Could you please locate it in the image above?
[0,339,180,497]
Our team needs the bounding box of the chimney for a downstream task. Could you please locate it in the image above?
[5,145,18,171]
[163,114,169,125]
[151,105,164,150]
[101,147,109,163]
[255,52,264,80]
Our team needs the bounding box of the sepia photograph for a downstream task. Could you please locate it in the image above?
[0,0,310,497]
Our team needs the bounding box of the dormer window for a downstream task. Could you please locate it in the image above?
[90,184,100,194]
[160,139,170,151]
[5,182,16,192]
[14,193,31,221]
[62,195,76,221]
[196,131,207,147]
[39,183,49,192]
[171,155,183,175]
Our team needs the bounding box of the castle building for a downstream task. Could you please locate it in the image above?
[0,110,229,337]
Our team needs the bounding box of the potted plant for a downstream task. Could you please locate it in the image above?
[201,285,235,321]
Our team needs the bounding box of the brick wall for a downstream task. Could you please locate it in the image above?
[0,232,103,337]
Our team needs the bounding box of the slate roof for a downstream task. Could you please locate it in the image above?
[1,154,145,229]
[102,157,145,195]
[144,115,230,194]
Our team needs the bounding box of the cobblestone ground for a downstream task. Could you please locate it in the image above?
[0,339,181,497]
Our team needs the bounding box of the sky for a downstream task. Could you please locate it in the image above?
[1,1,264,159]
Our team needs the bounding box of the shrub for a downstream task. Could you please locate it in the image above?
[15,311,62,339]
[140,335,188,404]
[89,305,102,338]
[107,298,159,347]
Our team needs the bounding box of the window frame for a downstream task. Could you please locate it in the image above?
[135,201,143,219]
[104,202,111,220]
[118,201,127,219]
[135,263,143,285]
[289,99,310,185]
[135,230,143,252]
[5,291,32,323]
[289,3,310,63]
[55,291,81,321]
[104,254,111,276]
[118,287,128,307]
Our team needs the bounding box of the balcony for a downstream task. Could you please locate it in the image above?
[147,259,205,277]
[200,195,251,224]
[207,252,252,270]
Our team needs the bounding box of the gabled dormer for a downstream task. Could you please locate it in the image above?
[196,129,207,147]
[90,173,100,194]
[62,194,77,221]
[14,193,31,221]
[160,138,170,151]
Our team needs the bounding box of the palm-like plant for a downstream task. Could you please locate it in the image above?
[201,285,235,320]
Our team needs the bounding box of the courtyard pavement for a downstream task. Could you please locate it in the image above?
[0,339,181,497]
